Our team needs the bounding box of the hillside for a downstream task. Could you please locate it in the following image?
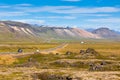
[92,28,120,39]
[0,21,41,42]
[0,21,101,42]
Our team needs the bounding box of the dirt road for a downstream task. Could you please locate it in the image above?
[6,43,68,57]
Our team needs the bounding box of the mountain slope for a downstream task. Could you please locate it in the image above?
[92,28,120,38]
[0,21,101,42]
[0,21,40,41]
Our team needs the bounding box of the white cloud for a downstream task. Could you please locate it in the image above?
[0,4,32,9]
[14,19,45,24]
[37,16,76,19]
[62,0,81,2]
[71,13,110,17]
[1,5,119,14]
[15,4,32,7]
[50,7,120,14]
[0,12,29,17]
[16,6,120,14]
[0,5,10,8]
[92,14,110,17]
[87,18,120,23]
[18,6,75,12]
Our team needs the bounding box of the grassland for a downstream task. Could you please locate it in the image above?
[0,40,120,80]
[0,42,60,53]
[58,41,120,57]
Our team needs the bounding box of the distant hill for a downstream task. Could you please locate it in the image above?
[86,28,95,32]
[92,27,120,39]
[114,30,120,34]
[0,21,101,42]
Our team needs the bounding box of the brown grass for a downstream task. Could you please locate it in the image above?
[58,42,120,57]
[0,55,18,65]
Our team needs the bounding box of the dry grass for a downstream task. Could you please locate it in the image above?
[0,55,18,65]
[58,42,120,57]
[0,43,60,52]
[0,41,120,80]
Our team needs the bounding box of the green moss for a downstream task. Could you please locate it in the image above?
[15,54,61,66]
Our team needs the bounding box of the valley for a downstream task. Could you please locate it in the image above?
[0,41,120,80]
[0,0,120,79]
[0,21,120,80]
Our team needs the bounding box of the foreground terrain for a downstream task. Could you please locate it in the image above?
[0,41,120,80]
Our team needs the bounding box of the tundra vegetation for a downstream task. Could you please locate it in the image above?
[0,41,120,80]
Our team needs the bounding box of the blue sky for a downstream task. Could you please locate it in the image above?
[0,0,120,31]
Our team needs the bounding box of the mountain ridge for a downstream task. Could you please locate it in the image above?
[92,27,120,39]
[0,21,101,42]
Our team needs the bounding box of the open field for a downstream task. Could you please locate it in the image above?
[0,41,120,80]
[0,42,60,53]
[58,41,120,56]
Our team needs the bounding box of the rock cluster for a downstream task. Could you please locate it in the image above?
[80,48,98,55]
[32,72,73,80]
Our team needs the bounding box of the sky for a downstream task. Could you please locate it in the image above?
[0,0,120,31]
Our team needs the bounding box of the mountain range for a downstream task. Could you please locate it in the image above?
[91,28,120,39]
[0,21,120,42]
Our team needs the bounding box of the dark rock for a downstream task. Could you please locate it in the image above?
[80,50,85,54]
[17,48,23,53]
[66,51,72,55]
[66,76,72,80]
[33,72,73,80]
[86,48,98,55]
[100,61,107,65]
[94,65,102,71]
[28,58,33,62]
[56,53,59,55]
